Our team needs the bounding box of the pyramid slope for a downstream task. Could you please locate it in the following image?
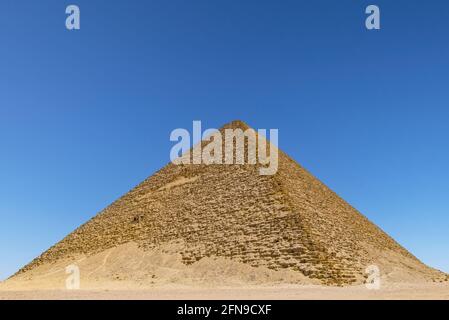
[12,120,446,286]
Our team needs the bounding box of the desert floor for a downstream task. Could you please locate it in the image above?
[1,283,449,300]
[2,243,447,300]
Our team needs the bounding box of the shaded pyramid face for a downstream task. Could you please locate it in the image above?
[14,120,445,286]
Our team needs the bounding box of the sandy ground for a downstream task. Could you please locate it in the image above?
[1,283,449,300]
[3,243,447,300]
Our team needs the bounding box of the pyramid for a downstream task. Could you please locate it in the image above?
[11,120,446,286]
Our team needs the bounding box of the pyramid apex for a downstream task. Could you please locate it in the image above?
[220,120,251,130]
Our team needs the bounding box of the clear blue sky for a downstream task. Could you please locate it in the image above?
[1,0,448,280]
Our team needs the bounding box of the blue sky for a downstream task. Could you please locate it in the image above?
[0,0,448,280]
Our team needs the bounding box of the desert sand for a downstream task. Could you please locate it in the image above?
[1,242,448,300]
[1,283,449,300]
